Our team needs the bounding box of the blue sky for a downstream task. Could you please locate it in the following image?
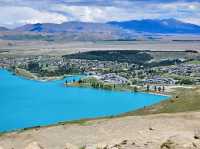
[0,0,200,28]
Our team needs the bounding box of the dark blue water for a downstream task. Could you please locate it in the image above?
[0,69,169,132]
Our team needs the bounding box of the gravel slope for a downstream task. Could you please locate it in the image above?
[1,111,200,149]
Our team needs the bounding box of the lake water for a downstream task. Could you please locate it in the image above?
[0,69,169,132]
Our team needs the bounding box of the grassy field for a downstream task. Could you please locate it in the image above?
[123,87,200,116]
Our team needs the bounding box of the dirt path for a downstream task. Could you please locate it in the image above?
[1,112,200,149]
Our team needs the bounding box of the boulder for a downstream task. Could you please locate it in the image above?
[160,139,177,149]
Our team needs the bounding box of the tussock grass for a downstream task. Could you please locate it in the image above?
[123,87,200,116]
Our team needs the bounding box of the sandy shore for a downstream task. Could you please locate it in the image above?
[1,111,200,149]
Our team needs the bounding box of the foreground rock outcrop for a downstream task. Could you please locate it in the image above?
[160,135,200,149]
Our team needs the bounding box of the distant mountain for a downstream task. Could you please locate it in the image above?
[15,22,119,33]
[108,19,200,34]
[14,19,200,34]
[0,27,9,31]
[13,21,134,41]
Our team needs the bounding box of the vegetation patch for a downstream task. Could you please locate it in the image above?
[123,87,200,116]
[63,50,153,65]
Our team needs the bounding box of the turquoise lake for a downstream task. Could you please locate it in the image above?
[0,69,169,132]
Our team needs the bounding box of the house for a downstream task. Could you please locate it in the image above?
[144,76,176,85]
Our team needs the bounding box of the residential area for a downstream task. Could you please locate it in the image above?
[0,53,199,92]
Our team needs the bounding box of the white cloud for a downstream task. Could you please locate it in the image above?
[0,0,200,27]
[51,5,161,23]
[0,6,68,28]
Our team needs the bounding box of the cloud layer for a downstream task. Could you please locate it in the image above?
[1,0,200,28]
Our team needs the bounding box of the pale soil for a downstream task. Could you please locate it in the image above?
[1,112,200,149]
[0,40,200,56]
[164,85,195,93]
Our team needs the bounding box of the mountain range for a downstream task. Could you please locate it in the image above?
[108,19,200,34]
[0,27,9,31]
[1,19,200,41]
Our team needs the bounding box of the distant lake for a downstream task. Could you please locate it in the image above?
[0,69,169,132]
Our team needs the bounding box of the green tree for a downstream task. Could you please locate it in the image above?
[134,86,138,92]
[147,85,150,92]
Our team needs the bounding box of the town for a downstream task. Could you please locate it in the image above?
[1,52,199,93]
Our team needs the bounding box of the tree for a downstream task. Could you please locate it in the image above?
[78,79,83,84]
[27,62,40,72]
[134,86,138,92]
[179,78,193,85]
[154,86,157,92]
[146,85,150,92]
[162,86,165,92]
[132,79,137,85]
[158,86,161,92]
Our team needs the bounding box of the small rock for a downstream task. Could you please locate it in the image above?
[103,145,109,149]
[192,141,200,148]
[113,144,121,148]
[120,140,128,145]
[192,142,197,148]
[160,139,176,149]
[149,127,154,131]
[25,142,44,149]
[194,130,200,139]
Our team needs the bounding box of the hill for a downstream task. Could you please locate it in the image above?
[0,27,9,32]
[108,18,200,34]
[14,19,200,34]
[1,19,200,41]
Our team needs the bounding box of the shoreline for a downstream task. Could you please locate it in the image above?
[0,68,176,135]
[3,67,170,97]
[66,81,171,97]
[1,67,79,82]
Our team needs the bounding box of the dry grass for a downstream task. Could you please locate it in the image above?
[123,87,200,116]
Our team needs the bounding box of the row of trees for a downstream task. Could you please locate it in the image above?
[146,85,165,92]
